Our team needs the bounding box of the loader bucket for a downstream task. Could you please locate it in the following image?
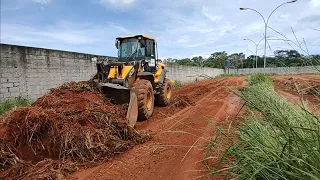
[98,83,138,127]
[99,83,131,104]
[126,91,138,127]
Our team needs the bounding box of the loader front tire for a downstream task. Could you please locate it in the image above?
[155,79,172,107]
[132,79,154,121]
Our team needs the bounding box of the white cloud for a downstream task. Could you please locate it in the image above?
[1,0,319,58]
[33,0,52,4]
[1,23,100,45]
[201,6,223,22]
[100,0,135,6]
[309,0,320,8]
[0,22,135,55]
[0,21,135,45]
[177,35,191,44]
[240,21,265,35]
[147,3,237,52]
[276,14,291,22]
[108,24,132,34]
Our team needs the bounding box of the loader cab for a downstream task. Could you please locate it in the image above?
[115,35,158,68]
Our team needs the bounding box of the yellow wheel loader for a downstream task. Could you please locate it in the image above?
[94,35,173,127]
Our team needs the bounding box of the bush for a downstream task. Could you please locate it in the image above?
[0,97,30,116]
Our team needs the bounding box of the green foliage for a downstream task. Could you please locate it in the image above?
[163,49,320,69]
[247,73,272,86]
[229,53,245,69]
[175,56,206,66]
[177,58,194,66]
[205,51,228,69]
[173,81,183,88]
[211,74,320,179]
[311,55,320,66]
[0,97,31,115]
[217,74,239,78]
[272,50,305,66]
[191,56,204,66]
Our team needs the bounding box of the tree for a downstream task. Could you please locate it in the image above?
[203,51,228,68]
[177,58,194,66]
[273,50,305,66]
[244,55,256,68]
[163,49,318,68]
[274,50,301,59]
[229,53,245,69]
[191,56,204,66]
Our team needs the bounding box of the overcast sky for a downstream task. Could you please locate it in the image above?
[1,0,319,59]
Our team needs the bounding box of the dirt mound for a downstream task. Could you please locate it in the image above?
[275,77,320,94]
[272,75,320,104]
[0,82,147,179]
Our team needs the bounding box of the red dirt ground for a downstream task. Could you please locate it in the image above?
[271,74,320,117]
[4,74,317,179]
[0,82,146,179]
[70,76,247,180]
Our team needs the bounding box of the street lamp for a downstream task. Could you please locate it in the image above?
[246,49,256,68]
[240,0,297,70]
[244,37,265,68]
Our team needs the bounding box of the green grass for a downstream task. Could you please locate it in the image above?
[173,80,183,88]
[0,97,31,115]
[218,74,240,78]
[211,74,320,180]
[247,73,271,86]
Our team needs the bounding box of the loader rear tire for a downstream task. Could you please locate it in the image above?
[132,79,154,121]
[155,79,172,107]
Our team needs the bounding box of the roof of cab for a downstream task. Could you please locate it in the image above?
[116,34,155,41]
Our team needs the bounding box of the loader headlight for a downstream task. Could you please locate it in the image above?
[149,59,156,67]
[156,65,159,70]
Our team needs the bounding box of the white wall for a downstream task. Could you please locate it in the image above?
[0,44,116,102]
[165,64,224,82]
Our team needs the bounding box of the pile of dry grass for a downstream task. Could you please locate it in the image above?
[0,82,148,179]
[1,158,78,180]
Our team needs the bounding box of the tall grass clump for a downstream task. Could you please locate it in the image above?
[0,97,30,115]
[247,73,272,86]
[173,80,183,88]
[213,74,320,180]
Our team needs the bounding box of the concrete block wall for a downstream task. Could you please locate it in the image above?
[165,64,224,83]
[0,44,116,102]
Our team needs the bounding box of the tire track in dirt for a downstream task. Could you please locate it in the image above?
[137,77,229,131]
[71,77,246,180]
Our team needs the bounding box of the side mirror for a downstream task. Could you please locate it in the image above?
[115,40,119,49]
